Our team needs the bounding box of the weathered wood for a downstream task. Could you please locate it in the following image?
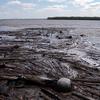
[0,64,16,69]
[0,45,19,51]
[41,88,61,100]
[0,28,100,100]
[0,76,18,80]
[72,78,100,83]
[72,92,95,100]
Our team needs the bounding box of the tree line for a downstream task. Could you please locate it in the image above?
[47,17,100,20]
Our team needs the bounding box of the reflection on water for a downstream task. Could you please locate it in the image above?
[0,26,22,31]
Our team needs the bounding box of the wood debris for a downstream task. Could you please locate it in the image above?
[0,28,100,100]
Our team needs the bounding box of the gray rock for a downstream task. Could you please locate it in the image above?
[57,78,72,92]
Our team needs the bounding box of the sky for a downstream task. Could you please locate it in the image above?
[0,0,100,19]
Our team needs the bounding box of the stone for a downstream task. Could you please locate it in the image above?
[57,78,72,92]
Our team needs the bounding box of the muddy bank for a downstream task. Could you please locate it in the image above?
[0,28,100,100]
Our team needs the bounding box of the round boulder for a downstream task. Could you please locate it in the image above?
[57,78,72,92]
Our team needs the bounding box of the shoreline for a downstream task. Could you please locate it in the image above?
[0,26,100,100]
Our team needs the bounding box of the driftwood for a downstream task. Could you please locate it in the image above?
[0,28,100,100]
[85,88,100,97]
[0,45,20,58]
[72,78,100,83]
[0,45,19,51]
[0,74,48,82]
[41,88,61,100]
[0,64,17,69]
[72,92,95,100]
[0,74,99,99]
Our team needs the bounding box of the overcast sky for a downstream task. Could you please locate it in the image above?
[0,0,100,19]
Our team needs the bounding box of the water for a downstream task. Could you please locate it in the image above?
[0,19,100,48]
[0,19,100,28]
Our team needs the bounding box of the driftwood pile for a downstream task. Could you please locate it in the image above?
[0,28,100,100]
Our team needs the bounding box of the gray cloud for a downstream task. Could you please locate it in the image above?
[7,0,36,9]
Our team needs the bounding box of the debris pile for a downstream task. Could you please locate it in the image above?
[0,28,100,100]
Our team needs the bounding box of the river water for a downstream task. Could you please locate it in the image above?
[0,19,100,48]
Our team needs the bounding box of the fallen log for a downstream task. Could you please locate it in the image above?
[72,91,95,100]
[0,64,16,69]
[0,75,72,93]
[40,91,52,100]
[0,58,33,62]
[0,45,19,51]
[41,88,61,100]
[0,76,18,80]
[85,88,100,97]
[72,78,100,83]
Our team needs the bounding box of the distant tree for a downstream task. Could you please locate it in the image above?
[47,17,100,20]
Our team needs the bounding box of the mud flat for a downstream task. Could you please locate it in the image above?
[0,28,100,100]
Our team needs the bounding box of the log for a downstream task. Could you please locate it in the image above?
[72,92,95,100]
[0,76,18,80]
[0,58,33,62]
[0,75,72,93]
[41,88,61,100]
[85,88,100,97]
[0,45,19,51]
[0,64,16,69]
[40,92,52,100]
[72,78,100,83]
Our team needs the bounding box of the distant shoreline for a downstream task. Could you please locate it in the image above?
[47,17,100,20]
[0,17,100,20]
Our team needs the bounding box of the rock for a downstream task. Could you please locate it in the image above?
[80,34,85,37]
[57,78,72,92]
[60,31,63,34]
[66,36,72,39]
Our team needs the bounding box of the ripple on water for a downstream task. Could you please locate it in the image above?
[0,26,22,31]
